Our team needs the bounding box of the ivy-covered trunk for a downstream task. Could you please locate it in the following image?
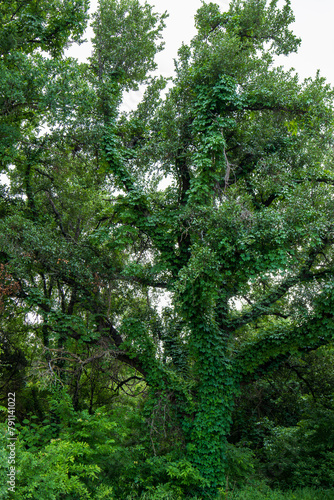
[175,248,238,491]
[189,327,238,491]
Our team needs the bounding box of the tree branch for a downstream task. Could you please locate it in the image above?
[236,305,334,378]
[230,235,334,330]
[45,191,69,239]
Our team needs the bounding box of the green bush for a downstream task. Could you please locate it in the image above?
[225,443,258,486]
[261,409,334,488]
[0,393,118,499]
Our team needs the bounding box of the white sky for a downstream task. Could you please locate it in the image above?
[275,0,334,83]
[70,0,334,91]
[67,0,334,112]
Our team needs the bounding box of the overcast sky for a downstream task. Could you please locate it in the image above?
[138,0,334,82]
[71,0,334,107]
[68,0,334,111]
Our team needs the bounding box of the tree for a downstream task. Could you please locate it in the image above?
[1,0,334,496]
[0,0,89,165]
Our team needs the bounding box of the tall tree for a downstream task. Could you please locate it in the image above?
[1,0,334,496]
[0,0,89,165]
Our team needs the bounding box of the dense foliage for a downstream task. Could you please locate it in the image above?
[1,0,334,498]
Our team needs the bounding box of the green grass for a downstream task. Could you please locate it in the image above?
[224,485,334,500]
[133,484,334,500]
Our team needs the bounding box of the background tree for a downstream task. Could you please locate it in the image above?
[0,0,89,165]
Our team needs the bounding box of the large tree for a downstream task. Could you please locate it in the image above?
[0,0,89,164]
[1,0,334,495]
